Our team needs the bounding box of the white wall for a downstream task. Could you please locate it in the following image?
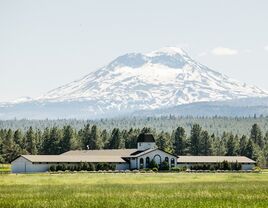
[136,149,177,169]
[241,164,255,170]
[137,142,157,151]
[11,156,49,173]
[115,163,129,170]
[130,158,137,169]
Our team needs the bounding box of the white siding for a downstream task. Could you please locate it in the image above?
[241,164,255,170]
[130,158,137,169]
[115,163,129,170]
[11,156,49,173]
[137,142,157,151]
[137,149,177,169]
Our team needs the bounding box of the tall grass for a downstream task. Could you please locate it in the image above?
[0,164,11,174]
[0,173,268,208]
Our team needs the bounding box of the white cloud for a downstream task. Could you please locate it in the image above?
[264,45,268,51]
[211,47,238,56]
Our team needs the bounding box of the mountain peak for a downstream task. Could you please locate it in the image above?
[1,47,268,119]
[146,47,188,57]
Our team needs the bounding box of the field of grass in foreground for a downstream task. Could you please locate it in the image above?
[0,164,10,174]
[0,173,268,208]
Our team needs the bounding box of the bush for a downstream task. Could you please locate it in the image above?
[96,163,115,171]
[56,164,62,171]
[61,164,66,171]
[159,161,169,170]
[152,167,158,172]
[87,163,95,171]
[253,166,261,172]
[49,165,56,172]
[149,160,159,169]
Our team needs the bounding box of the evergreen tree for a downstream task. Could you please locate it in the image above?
[173,127,186,155]
[226,134,237,156]
[250,124,264,148]
[2,129,19,162]
[200,130,212,156]
[13,129,24,149]
[245,139,254,159]
[25,127,37,154]
[156,131,168,150]
[124,128,137,149]
[239,135,248,156]
[190,124,202,155]
[59,125,75,153]
[82,124,91,149]
[212,134,226,156]
[108,128,121,149]
[41,127,61,154]
[101,129,110,149]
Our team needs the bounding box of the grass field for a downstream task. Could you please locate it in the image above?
[0,173,268,208]
[0,164,10,173]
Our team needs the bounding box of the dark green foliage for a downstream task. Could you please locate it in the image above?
[245,139,254,159]
[200,130,212,156]
[159,161,169,170]
[226,134,238,156]
[49,165,56,172]
[190,124,202,155]
[173,127,187,155]
[0,120,268,167]
[60,125,75,153]
[25,127,37,154]
[96,163,115,171]
[190,161,241,171]
[108,128,121,149]
[148,160,159,169]
[250,124,264,148]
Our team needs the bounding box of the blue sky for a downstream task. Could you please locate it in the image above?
[0,0,268,101]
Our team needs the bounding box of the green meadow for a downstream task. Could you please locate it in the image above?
[0,172,268,208]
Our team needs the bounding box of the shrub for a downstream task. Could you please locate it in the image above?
[56,164,62,171]
[149,160,159,169]
[222,160,231,170]
[152,167,158,172]
[96,163,115,171]
[61,164,66,171]
[159,161,169,170]
[49,165,56,172]
[87,163,95,171]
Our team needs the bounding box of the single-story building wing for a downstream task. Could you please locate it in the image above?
[177,156,256,170]
[11,133,256,173]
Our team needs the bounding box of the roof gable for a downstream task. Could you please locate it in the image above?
[137,133,155,143]
[129,148,177,158]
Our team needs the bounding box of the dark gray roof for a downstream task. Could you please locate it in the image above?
[137,133,155,143]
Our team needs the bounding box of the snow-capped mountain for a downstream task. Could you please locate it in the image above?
[1,47,268,119]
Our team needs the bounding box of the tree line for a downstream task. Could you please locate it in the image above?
[0,123,267,167]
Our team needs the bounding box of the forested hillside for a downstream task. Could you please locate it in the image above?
[1,116,268,135]
[0,120,268,167]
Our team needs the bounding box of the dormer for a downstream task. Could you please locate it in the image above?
[137,133,157,151]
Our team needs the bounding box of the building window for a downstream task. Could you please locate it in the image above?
[165,157,169,163]
[171,158,175,167]
[146,157,150,168]
[140,158,144,169]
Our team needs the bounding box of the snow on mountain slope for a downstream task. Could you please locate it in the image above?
[1,47,268,119]
[36,47,267,109]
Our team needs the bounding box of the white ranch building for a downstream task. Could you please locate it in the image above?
[11,133,256,173]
